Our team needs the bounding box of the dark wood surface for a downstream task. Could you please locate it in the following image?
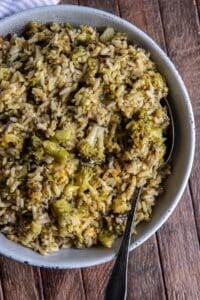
[0,0,200,299]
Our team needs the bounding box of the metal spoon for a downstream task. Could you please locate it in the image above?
[104,97,174,300]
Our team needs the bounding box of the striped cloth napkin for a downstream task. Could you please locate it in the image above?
[0,0,59,19]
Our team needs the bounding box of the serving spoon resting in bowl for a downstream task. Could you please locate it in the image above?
[104,97,175,300]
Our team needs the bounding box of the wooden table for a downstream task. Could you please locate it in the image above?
[0,0,200,299]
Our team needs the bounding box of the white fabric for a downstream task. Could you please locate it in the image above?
[0,0,59,19]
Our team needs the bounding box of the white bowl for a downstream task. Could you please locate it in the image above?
[0,5,195,269]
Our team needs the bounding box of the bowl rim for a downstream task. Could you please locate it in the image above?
[0,4,195,269]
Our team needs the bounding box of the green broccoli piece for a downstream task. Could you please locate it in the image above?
[32,135,43,148]
[100,27,115,42]
[43,140,69,162]
[53,124,76,144]
[52,199,72,227]
[52,198,72,216]
[78,124,106,164]
[126,119,163,144]
[98,230,116,248]
[76,166,97,195]
[54,129,72,142]
[31,221,42,237]
[63,184,79,199]
[112,196,129,213]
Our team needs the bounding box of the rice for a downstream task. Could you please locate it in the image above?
[0,22,170,254]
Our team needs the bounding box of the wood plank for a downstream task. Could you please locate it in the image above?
[158,0,200,236]
[0,256,42,300]
[78,1,167,299]
[156,0,200,298]
[41,269,86,300]
[157,188,200,299]
[78,0,119,14]
[83,236,166,300]
[119,0,166,49]
[81,262,113,300]
[193,0,200,240]
[120,0,200,298]
[32,268,45,300]
[193,0,200,32]
[187,0,200,240]
[127,236,166,300]
[0,280,4,300]
[60,0,80,4]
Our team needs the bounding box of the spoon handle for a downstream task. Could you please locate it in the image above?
[104,188,141,300]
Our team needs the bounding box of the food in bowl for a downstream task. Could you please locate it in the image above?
[0,22,170,254]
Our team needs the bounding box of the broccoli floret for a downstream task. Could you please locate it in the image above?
[31,221,42,236]
[126,118,163,144]
[52,199,72,227]
[32,135,43,147]
[53,124,76,144]
[78,124,106,164]
[43,140,69,162]
[52,198,72,216]
[63,184,79,199]
[112,196,129,213]
[76,166,98,195]
[54,129,72,142]
[123,118,166,163]
[98,230,116,248]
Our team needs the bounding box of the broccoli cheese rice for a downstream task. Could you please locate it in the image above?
[0,22,170,254]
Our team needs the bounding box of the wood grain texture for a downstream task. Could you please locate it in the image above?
[119,0,166,50]
[127,236,166,300]
[158,0,200,299]
[83,238,167,300]
[157,188,200,299]
[60,0,79,4]
[179,0,200,240]
[193,0,200,240]
[156,1,200,296]
[41,269,86,300]
[158,0,200,236]
[197,0,200,24]
[33,268,45,300]
[0,256,42,300]
[78,0,119,14]
[0,280,4,300]
[82,262,113,300]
